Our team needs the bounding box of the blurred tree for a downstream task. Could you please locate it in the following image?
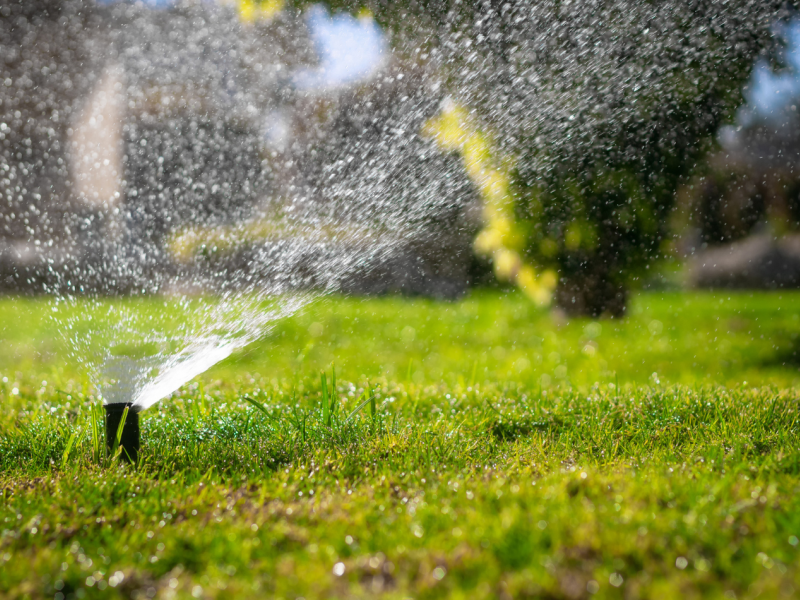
[424,102,558,306]
[278,0,795,315]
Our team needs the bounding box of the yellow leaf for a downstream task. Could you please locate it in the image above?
[494,249,520,281]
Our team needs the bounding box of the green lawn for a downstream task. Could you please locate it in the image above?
[2,291,800,599]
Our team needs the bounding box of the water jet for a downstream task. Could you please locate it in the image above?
[2,0,478,414]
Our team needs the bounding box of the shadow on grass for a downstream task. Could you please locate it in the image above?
[760,332,800,369]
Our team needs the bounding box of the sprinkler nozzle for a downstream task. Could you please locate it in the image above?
[104,402,141,463]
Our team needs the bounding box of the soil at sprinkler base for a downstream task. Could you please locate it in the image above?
[104,402,141,463]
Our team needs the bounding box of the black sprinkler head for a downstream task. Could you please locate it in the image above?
[104,402,141,463]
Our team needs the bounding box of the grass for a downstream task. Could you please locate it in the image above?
[1,290,800,599]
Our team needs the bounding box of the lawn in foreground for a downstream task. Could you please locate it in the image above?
[1,290,800,599]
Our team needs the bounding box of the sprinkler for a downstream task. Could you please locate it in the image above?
[104,403,141,463]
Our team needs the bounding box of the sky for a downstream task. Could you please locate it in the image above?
[739,20,800,125]
[292,5,386,90]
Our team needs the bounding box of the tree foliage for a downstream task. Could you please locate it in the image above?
[294,0,795,314]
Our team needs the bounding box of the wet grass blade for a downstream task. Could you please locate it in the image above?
[110,405,130,461]
[90,404,102,466]
[321,371,330,428]
[346,393,376,422]
[60,426,83,470]
[242,395,274,420]
[330,365,337,419]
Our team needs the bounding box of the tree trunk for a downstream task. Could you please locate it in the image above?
[555,271,628,318]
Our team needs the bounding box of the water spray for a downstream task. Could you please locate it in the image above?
[104,403,141,463]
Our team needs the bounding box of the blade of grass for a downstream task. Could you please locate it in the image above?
[346,393,376,422]
[331,365,337,418]
[60,426,83,470]
[243,395,275,421]
[90,404,101,466]
[115,406,129,448]
[192,397,201,427]
[321,371,330,428]
[110,405,130,461]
